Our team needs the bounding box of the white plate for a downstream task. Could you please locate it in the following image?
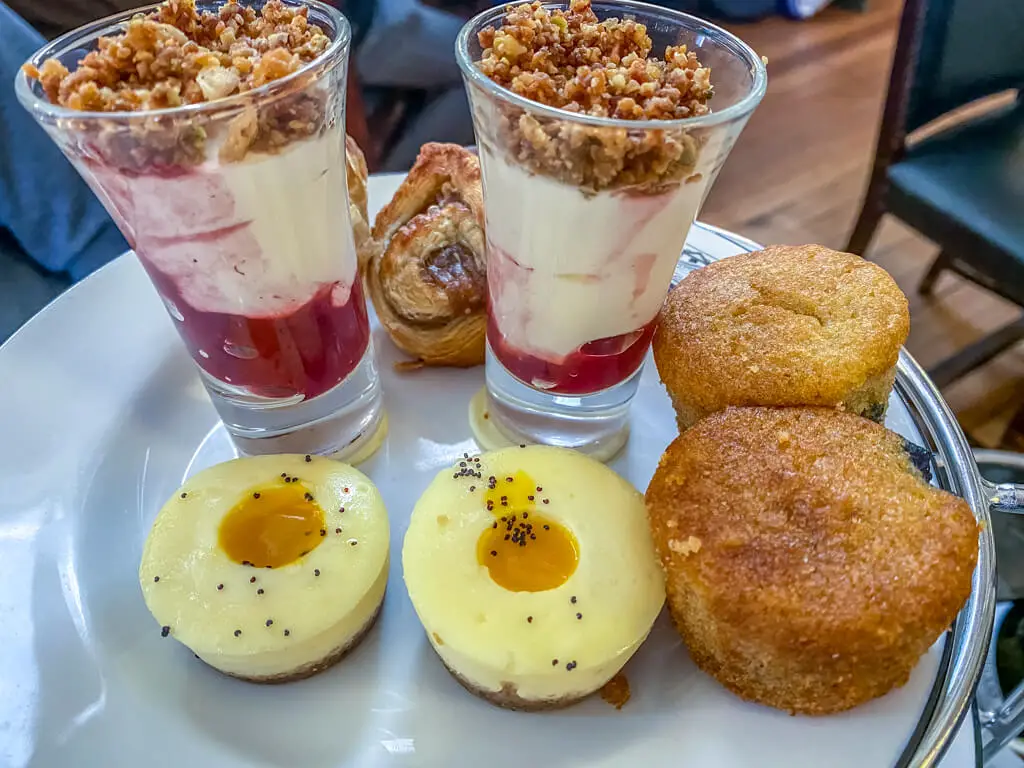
[0,175,976,767]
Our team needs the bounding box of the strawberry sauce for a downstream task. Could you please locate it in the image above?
[488,314,656,396]
[83,155,371,402]
[143,263,370,401]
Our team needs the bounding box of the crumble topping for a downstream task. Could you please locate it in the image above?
[23,0,335,167]
[474,0,714,191]
[25,0,329,111]
[477,0,712,120]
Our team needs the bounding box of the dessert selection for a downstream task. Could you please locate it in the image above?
[645,407,979,714]
[25,0,371,404]
[25,0,967,740]
[366,143,487,368]
[470,0,720,395]
[8,0,990,761]
[401,446,665,709]
[654,244,911,429]
[139,454,389,681]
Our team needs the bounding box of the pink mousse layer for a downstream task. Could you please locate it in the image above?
[486,240,660,396]
[82,155,368,401]
[488,313,656,395]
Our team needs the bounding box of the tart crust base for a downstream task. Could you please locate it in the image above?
[441,657,594,712]
[217,592,385,685]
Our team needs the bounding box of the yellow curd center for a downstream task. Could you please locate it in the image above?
[218,478,326,568]
[476,470,578,592]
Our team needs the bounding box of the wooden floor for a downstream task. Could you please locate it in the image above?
[700,0,1024,450]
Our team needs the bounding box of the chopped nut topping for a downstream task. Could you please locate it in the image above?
[22,0,334,168]
[25,0,329,112]
[478,0,711,120]
[196,66,241,101]
[474,0,714,192]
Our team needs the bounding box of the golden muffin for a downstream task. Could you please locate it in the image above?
[645,407,978,715]
[653,245,910,429]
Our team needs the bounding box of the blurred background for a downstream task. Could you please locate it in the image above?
[1,0,1022,454]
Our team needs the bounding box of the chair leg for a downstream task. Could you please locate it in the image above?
[846,198,884,256]
[927,316,1024,388]
[918,250,953,296]
[1007,400,1024,451]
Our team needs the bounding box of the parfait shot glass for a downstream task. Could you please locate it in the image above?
[457,0,766,457]
[16,0,384,459]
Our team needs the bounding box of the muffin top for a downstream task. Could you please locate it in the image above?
[645,407,978,648]
[653,245,910,412]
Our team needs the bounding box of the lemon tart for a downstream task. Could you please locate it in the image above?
[402,445,664,709]
[139,454,389,682]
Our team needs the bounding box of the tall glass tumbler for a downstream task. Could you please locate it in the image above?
[16,1,384,459]
[456,1,766,457]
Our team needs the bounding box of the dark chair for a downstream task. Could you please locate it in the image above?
[847,0,1024,388]
[0,232,69,343]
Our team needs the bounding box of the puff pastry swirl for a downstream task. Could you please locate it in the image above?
[346,135,371,261]
[365,143,486,368]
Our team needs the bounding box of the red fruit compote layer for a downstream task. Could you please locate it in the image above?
[25,0,367,401]
[474,0,717,395]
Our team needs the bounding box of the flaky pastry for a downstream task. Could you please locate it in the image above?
[367,143,486,368]
[346,135,371,262]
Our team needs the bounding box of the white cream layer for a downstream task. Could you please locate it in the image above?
[481,146,716,361]
[86,126,358,318]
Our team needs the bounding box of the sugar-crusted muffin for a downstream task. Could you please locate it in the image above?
[653,244,910,429]
[644,407,978,715]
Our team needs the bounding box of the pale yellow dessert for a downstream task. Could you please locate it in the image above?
[402,445,665,709]
[140,454,389,682]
